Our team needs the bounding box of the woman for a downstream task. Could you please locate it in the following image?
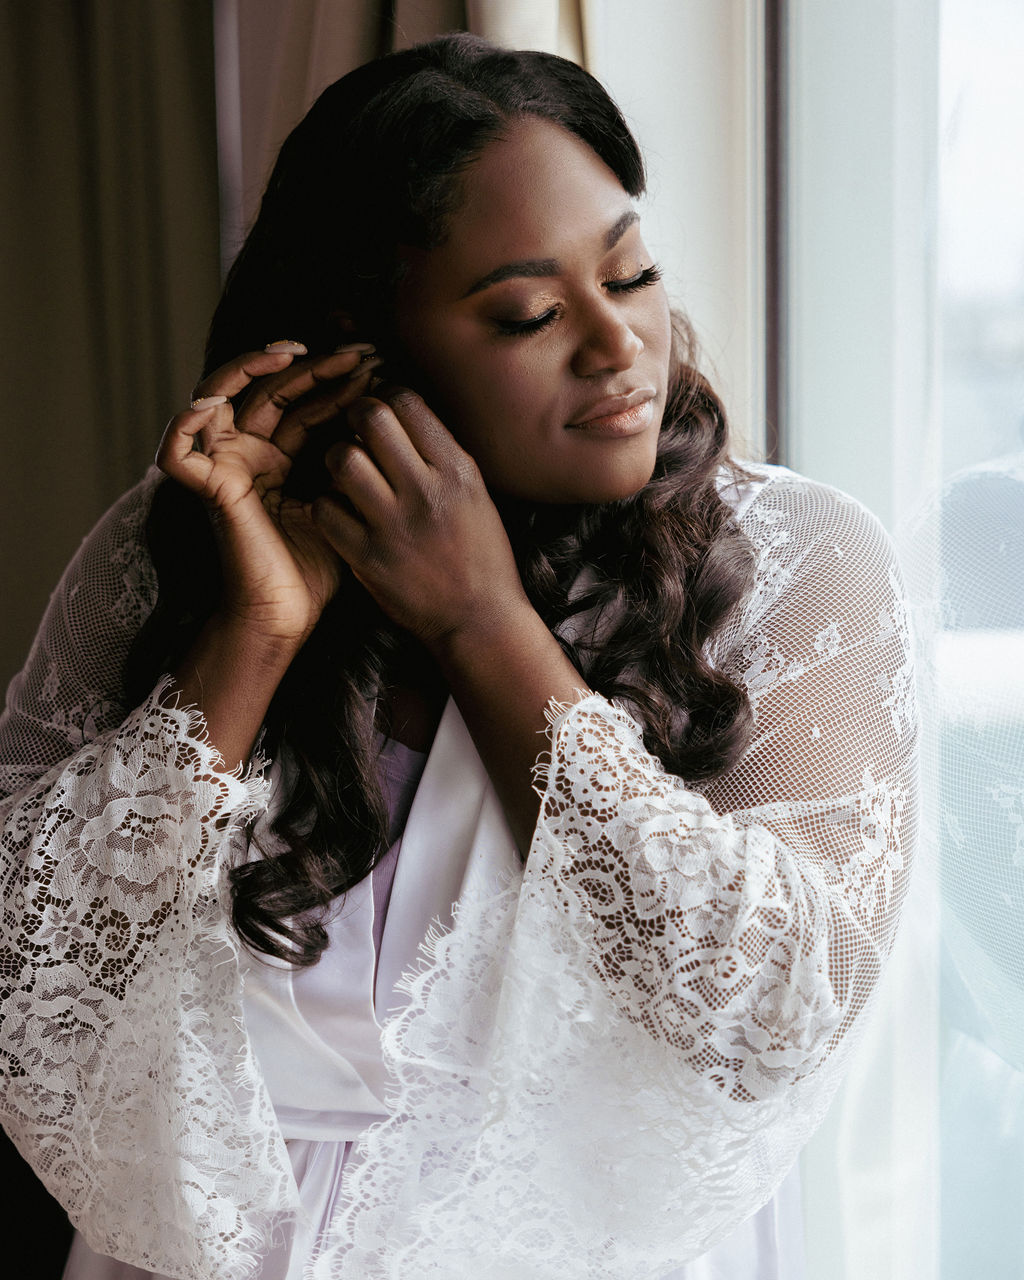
[0,34,917,1280]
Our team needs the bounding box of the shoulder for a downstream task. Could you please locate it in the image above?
[0,469,167,780]
[715,464,904,648]
[61,467,163,572]
[82,465,164,545]
[721,461,896,567]
[13,467,164,686]
[59,467,164,640]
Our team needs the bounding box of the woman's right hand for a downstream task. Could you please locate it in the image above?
[156,342,381,649]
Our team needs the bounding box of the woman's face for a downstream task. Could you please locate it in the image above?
[392,118,673,505]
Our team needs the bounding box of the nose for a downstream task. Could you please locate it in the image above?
[570,296,644,378]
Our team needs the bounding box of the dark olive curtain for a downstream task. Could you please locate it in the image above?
[0,2,220,1269]
[0,0,221,696]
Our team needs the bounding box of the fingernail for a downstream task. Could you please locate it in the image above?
[265,340,307,354]
[354,355,383,373]
[332,342,376,355]
[190,395,229,410]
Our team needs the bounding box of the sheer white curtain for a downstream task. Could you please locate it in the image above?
[785,2,1024,1276]
[922,3,1024,1273]
[783,5,942,1277]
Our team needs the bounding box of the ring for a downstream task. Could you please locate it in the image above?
[189,395,229,411]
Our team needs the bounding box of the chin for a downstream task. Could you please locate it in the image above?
[586,478,653,504]
[489,441,659,506]
[558,466,657,506]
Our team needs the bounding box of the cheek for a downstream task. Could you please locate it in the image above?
[649,294,673,360]
[424,340,560,455]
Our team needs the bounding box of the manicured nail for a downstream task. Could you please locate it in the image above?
[264,340,307,354]
[332,342,376,355]
[189,395,229,410]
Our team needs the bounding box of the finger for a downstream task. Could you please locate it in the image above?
[323,439,396,521]
[271,355,383,460]
[366,384,469,471]
[310,491,371,562]
[236,345,378,441]
[155,401,224,490]
[189,345,310,403]
[343,393,438,492]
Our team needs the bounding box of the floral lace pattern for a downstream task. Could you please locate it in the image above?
[309,473,918,1277]
[0,474,296,1278]
[0,467,918,1278]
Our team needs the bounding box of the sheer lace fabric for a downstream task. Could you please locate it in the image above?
[311,472,918,1276]
[0,466,917,1278]
[902,455,1024,1068]
[0,474,297,1278]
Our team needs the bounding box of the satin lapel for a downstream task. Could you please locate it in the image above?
[374,696,521,1017]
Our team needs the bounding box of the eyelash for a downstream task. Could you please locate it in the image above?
[494,264,663,337]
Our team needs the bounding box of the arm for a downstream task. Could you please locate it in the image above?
[311,386,592,851]
[0,473,295,1278]
[313,387,917,1081]
[312,396,915,1060]
[0,346,383,1277]
[311,475,919,1275]
[530,478,917,1095]
[156,343,380,770]
[428,606,588,853]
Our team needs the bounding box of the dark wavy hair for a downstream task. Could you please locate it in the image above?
[125,33,755,967]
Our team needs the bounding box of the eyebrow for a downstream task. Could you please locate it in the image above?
[460,208,640,298]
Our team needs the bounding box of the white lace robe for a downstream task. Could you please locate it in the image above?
[0,465,918,1279]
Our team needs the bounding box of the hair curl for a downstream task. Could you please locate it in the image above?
[125,33,755,967]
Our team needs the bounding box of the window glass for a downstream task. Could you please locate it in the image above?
[936,3,1024,1274]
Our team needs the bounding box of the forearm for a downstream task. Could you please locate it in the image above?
[429,602,590,853]
[167,615,301,773]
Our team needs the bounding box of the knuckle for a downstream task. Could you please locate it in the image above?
[385,387,422,416]
[310,493,333,522]
[448,451,481,489]
[326,441,365,479]
[351,398,394,433]
[155,417,186,462]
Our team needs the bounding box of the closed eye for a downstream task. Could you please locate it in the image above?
[493,307,560,337]
[606,264,663,294]
[493,264,662,338]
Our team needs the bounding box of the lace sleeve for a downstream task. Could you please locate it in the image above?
[0,472,164,795]
[0,474,297,1280]
[536,477,917,1098]
[316,474,918,1279]
[520,476,917,1250]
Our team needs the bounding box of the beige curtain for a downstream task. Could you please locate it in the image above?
[218,0,586,260]
[0,0,221,693]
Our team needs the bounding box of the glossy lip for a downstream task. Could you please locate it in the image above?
[567,388,657,436]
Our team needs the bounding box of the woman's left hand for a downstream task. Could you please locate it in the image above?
[312,386,530,652]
